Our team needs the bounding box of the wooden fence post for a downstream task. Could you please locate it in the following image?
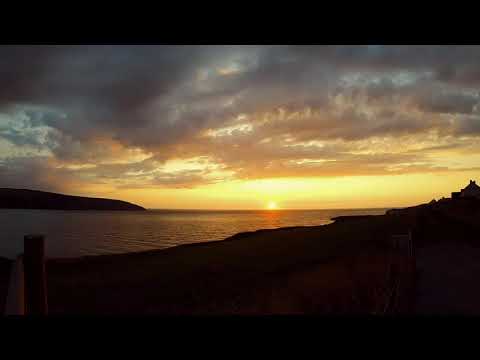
[23,235,48,315]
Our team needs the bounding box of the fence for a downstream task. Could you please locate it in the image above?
[382,230,416,314]
[4,235,48,316]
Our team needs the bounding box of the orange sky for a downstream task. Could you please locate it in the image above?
[76,171,480,210]
[2,45,480,209]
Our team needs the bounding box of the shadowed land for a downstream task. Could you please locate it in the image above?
[0,188,145,211]
[43,218,396,315]
[35,214,411,314]
[2,196,480,315]
[0,257,11,314]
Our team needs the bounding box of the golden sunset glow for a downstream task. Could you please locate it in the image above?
[267,201,278,210]
[80,170,479,210]
[2,46,480,210]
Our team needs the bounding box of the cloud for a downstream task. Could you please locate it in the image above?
[416,89,479,115]
[0,156,79,192]
[1,45,480,191]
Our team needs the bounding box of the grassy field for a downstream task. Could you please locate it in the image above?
[0,257,11,314]
[44,214,414,314]
[3,197,479,315]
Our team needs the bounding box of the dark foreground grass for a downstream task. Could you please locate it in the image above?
[0,257,12,314]
[3,198,478,315]
[45,214,412,314]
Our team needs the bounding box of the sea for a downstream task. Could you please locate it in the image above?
[0,208,388,259]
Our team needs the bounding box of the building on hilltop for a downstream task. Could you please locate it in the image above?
[452,191,461,199]
[452,180,480,199]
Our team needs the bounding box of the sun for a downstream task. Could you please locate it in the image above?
[266,201,278,210]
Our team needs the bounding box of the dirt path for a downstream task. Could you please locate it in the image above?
[415,242,480,314]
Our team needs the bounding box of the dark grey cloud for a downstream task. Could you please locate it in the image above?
[416,89,479,115]
[0,156,76,192]
[2,45,480,190]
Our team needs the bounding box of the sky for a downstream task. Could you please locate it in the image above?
[1,45,480,209]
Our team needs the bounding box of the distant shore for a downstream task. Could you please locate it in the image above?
[0,188,145,211]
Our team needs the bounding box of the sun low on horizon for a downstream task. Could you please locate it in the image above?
[1,45,480,210]
[266,201,278,210]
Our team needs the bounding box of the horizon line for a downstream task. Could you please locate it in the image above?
[145,206,396,211]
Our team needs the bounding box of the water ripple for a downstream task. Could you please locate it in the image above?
[0,208,387,258]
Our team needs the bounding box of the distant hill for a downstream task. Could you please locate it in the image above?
[0,188,146,211]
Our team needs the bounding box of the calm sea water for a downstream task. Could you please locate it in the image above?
[0,208,387,258]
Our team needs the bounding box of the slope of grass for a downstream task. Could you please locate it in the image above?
[0,257,12,314]
[46,215,406,314]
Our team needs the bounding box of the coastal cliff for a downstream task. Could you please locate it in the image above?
[0,188,145,211]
